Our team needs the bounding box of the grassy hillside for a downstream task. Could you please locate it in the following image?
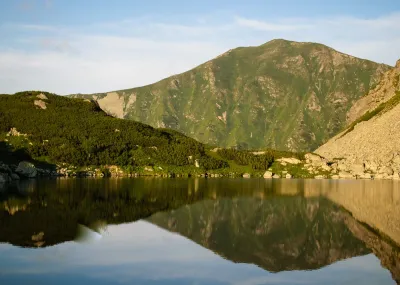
[0,91,300,175]
[70,39,390,151]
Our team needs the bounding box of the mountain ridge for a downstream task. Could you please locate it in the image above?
[70,39,391,151]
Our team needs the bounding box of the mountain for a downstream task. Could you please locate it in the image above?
[315,59,400,176]
[148,196,369,272]
[70,39,390,151]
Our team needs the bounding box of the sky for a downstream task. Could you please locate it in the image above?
[0,0,400,95]
[0,221,393,285]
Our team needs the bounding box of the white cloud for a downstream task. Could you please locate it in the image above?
[235,17,311,31]
[0,13,399,94]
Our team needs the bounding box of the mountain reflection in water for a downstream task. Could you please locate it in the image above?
[0,178,399,284]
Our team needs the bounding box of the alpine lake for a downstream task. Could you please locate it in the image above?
[0,178,399,285]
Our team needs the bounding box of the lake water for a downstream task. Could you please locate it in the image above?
[0,178,399,285]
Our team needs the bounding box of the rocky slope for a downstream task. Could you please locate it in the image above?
[315,59,400,179]
[70,39,390,151]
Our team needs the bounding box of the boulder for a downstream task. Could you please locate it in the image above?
[272,174,280,179]
[359,173,372,179]
[314,175,325,179]
[320,164,331,172]
[350,164,365,175]
[10,173,20,180]
[15,161,37,178]
[393,173,400,180]
[304,153,323,163]
[144,166,154,172]
[365,161,379,172]
[242,173,251,178]
[263,171,273,178]
[0,173,10,183]
[378,166,394,176]
[285,173,292,179]
[0,163,12,174]
[373,173,386,179]
[331,175,340,179]
[339,172,355,179]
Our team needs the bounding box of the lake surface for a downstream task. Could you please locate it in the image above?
[0,178,399,285]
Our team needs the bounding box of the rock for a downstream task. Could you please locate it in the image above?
[331,175,340,179]
[359,173,372,179]
[393,173,400,180]
[0,173,10,183]
[280,162,287,166]
[10,173,20,180]
[242,173,251,178]
[378,166,394,176]
[365,161,379,172]
[32,232,44,242]
[144,166,154,172]
[36,93,48,100]
[320,164,331,172]
[304,153,323,163]
[272,174,280,179]
[350,163,365,175]
[15,161,37,178]
[285,173,292,179]
[339,172,355,179]
[263,171,273,178]
[314,175,325,179]
[374,173,386,179]
[277,157,302,164]
[34,100,47,110]
[0,163,12,174]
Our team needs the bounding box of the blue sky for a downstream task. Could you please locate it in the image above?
[0,0,400,94]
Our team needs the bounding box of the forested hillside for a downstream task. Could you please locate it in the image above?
[0,91,300,175]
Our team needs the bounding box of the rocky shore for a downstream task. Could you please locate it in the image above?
[2,152,400,184]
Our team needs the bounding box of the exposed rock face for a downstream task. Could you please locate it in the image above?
[15,161,37,178]
[316,60,400,176]
[34,99,47,109]
[36,93,48,100]
[347,60,400,123]
[69,39,390,151]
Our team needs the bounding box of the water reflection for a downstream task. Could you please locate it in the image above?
[0,178,399,284]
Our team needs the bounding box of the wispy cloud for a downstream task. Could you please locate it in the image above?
[235,17,311,31]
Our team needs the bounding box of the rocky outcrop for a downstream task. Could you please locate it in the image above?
[34,100,47,110]
[347,59,400,123]
[316,59,400,179]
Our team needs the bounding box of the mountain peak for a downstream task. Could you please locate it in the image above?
[71,42,390,151]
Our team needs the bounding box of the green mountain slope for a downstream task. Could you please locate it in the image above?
[70,39,390,151]
[0,91,225,171]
